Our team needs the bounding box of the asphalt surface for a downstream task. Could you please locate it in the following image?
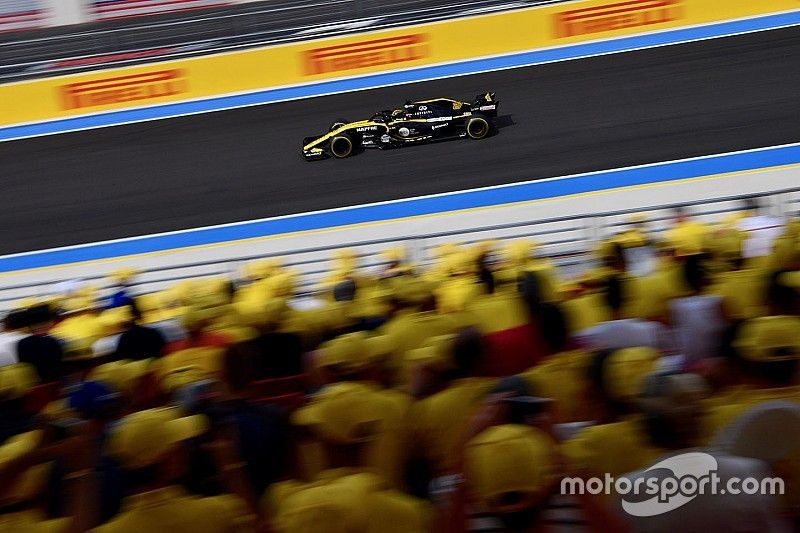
[2,26,800,255]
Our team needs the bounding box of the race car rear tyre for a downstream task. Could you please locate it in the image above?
[466,117,490,139]
[330,135,354,158]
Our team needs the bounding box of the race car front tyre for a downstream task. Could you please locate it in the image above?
[466,116,490,139]
[330,135,354,158]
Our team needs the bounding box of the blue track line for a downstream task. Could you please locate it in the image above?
[1,143,799,272]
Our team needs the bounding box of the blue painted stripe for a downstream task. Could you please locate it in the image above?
[3,9,800,142]
[2,143,799,272]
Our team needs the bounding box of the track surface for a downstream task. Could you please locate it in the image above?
[3,26,800,255]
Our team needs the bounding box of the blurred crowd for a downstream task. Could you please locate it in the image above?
[0,198,799,532]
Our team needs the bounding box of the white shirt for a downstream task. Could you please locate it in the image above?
[92,334,122,358]
[0,331,24,367]
[669,295,725,363]
[148,319,187,343]
[738,215,784,259]
[574,319,673,353]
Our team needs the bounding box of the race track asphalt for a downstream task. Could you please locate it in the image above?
[3,25,800,255]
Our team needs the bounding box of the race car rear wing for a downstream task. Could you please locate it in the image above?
[473,92,499,117]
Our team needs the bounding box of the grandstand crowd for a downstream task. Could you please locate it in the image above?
[0,198,799,532]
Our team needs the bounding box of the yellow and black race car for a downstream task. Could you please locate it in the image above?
[302,92,498,161]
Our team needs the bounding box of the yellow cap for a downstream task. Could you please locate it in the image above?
[391,277,431,305]
[332,249,357,274]
[160,366,210,394]
[364,334,394,364]
[603,347,658,401]
[97,306,133,332]
[109,268,139,285]
[381,246,406,263]
[780,271,800,289]
[106,408,209,469]
[0,430,48,506]
[14,297,41,310]
[275,482,362,533]
[293,382,382,444]
[405,334,455,367]
[317,332,369,372]
[735,316,800,362]
[88,359,152,395]
[465,425,557,511]
[0,363,38,401]
[504,240,535,265]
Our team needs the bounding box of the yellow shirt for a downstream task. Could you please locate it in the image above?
[92,486,251,533]
[408,377,494,476]
[363,387,412,489]
[265,473,430,533]
[0,511,70,533]
[709,268,768,321]
[562,293,611,333]
[562,417,661,478]
[665,221,709,256]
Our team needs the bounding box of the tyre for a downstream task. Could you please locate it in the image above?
[330,119,349,132]
[466,116,490,140]
[330,135,354,158]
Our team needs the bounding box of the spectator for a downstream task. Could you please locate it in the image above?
[93,408,253,532]
[619,373,788,532]
[664,206,709,257]
[737,197,784,260]
[107,269,138,310]
[0,423,97,533]
[406,328,494,491]
[0,363,38,443]
[574,273,672,354]
[561,347,662,479]
[669,255,727,366]
[0,311,27,367]
[17,304,63,384]
[91,307,132,359]
[309,332,410,488]
[166,308,231,354]
[266,381,431,528]
[113,306,166,361]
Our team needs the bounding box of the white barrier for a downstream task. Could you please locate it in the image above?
[1,156,797,312]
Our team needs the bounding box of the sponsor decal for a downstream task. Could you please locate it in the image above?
[356,126,379,132]
[478,105,497,111]
[60,69,186,110]
[398,127,411,137]
[553,0,682,38]
[431,123,448,130]
[302,34,429,76]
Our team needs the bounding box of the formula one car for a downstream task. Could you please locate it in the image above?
[302,92,499,161]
